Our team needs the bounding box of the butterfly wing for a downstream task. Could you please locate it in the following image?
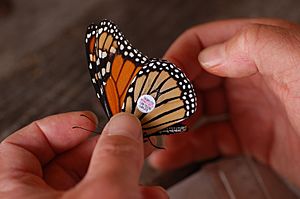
[122,59,197,135]
[85,20,197,137]
[85,20,148,117]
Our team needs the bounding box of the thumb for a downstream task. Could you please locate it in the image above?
[198,24,300,79]
[82,113,144,197]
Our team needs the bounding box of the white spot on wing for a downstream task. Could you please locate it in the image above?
[106,62,111,72]
[102,51,107,58]
[110,47,116,54]
[102,68,106,76]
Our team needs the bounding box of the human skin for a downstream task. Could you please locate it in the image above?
[0,112,168,199]
[149,18,300,188]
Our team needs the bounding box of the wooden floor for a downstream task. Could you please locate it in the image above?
[0,0,300,197]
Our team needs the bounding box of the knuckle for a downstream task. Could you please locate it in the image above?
[236,24,264,52]
[240,23,300,53]
[262,18,299,29]
[235,24,292,55]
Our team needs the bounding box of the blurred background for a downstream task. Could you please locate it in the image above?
[0,0,300,198]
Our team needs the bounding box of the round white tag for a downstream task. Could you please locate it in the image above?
[137,95,156,113]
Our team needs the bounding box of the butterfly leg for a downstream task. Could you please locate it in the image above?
[143,133,165,149]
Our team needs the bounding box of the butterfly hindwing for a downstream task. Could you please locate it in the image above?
[122,59,196,134]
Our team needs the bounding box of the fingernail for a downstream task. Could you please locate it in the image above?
[198,43,225,68]
[103,113,142,141]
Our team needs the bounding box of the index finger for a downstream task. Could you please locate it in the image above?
[0,111,97,175]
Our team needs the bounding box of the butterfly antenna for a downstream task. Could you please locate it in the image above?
[72,126,100,134]
[147,137,165,150]
[72,114,101,134]
[79,114,98,126]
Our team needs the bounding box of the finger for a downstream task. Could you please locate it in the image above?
[82,113,143,193]
[44,132,154,191]
[202,87,227,116]
[193,71,223,91]
[43,135,98,190]
[140,186,169,199]
[164,18,298,90]
[0,111,97,176]
[199,23,300,79]
[181,78,223,126]
[149,122,241,170]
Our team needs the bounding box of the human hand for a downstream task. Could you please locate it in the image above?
[149,18,300,187]
[0,111,168,199]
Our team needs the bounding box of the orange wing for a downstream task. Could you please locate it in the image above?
[85,20,147,117]
[105,55,141,115]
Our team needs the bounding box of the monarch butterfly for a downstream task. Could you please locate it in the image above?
[85,19,197,139]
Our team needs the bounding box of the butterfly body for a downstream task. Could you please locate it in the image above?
[85,19,196,137]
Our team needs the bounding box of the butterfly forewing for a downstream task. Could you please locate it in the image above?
[85,24,110,115]
[85,20,147,117]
